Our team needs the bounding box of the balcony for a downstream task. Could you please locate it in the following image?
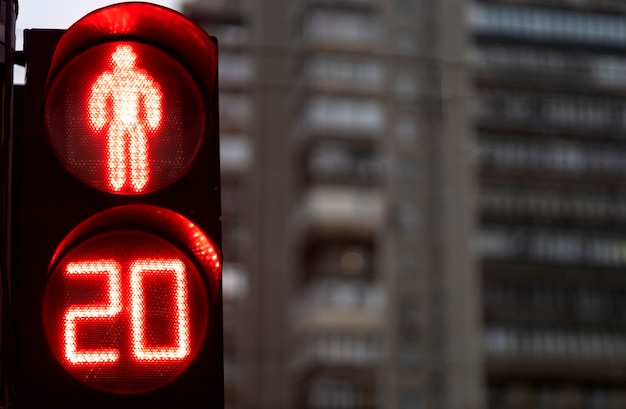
[485,325,626,381]
[470,3,626,48]
[297,96,384,143]
[291,279,384,329]
[303,140,383,186]
[302,54,384,96]
[295,186,384,236]
[300,9,381,53]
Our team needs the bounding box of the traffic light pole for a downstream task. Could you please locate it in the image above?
[1,1,17,408]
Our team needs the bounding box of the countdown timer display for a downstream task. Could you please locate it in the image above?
[42,230,210,394]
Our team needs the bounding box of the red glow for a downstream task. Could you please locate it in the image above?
[42,231,210,394]
[88,44,162,192]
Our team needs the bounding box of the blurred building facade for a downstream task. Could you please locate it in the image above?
[473,1,626,408]
[183,0,626,408]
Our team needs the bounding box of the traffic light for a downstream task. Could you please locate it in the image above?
[6,3,221,408]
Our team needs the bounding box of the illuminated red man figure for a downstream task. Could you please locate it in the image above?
[88,44,163,193]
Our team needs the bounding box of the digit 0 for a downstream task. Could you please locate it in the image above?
[130,259,191,361]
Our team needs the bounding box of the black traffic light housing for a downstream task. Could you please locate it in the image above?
[5,3,222,408]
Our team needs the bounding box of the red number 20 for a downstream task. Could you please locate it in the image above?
[63,258,190,364]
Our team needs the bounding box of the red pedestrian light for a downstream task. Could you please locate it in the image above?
[45,41,205,194]
[7,3,222,408]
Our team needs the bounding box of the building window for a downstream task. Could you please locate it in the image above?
[219,53,254,84]
[294,280,385,318]
[480,186,626,221]
[593,56,626,86]
[221,135,252,173]
[304,10,380,47]
[480,225,626,267]
[221,94,252,126]
[476,91,619,130]
[306,376,375,409]
[470,3,626,45]
[479,135,626,175]
[485,326,626,360]
[307,332,380,366]
[306,141,383,184]
[472,45,626,91]
[304,96,384,133]
[306,55,383,90]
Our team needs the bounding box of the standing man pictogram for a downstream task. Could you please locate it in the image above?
[88,44,163,193]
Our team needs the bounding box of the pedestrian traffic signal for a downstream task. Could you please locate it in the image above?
[7,3,221,408]
[45,40,206,195]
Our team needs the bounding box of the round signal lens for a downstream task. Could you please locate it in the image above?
[45,41,205,195]
[42,231,209,394]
